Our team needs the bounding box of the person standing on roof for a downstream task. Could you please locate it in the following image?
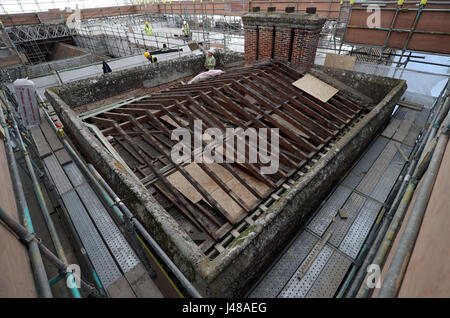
[182,21,190,39]
[144,51,158,63]
[143,21,154,36]
[204,51,216,70]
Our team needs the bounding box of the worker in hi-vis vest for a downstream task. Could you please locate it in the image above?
[143,21,154,36]
[144,52,157,63]
[205,51,216,70]
[182,21,190,38]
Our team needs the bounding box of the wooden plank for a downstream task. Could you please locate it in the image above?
[226,178,258,207]
[166,162,266,221]
[208,163,234,183]
[107,276,136,298]
[236,169,271,196]
[392,120,414,144]
[166,165,203,204]
[382,118,402,139]
[54,148,72,166]
[324,53,356,71]
[209,186,243,221]
[292,74,339,103]
[338,208,348,219]
[403,125,421,147]
[184,163,222,195]
[167,163,246,222]
[39,117,63,152]
[397,101,423,111]
[30,126,52,158]
[124,263,163,298]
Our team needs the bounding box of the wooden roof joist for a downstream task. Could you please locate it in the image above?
[81,61,368,249]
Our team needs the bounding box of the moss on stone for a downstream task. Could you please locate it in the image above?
[228,224,257,248]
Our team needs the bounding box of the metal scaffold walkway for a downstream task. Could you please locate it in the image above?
[248,103,431,298]
[0,84,201,297]
[28,105,164,297]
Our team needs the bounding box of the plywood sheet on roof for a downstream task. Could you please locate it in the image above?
[226,178,257,208]
[292,74,339,103]
[236,169,271,196]
[324,53,356,71]
[166,163,241,221]
[208,163,234,183]
[210,187,243,222]
[166,162,269,221]
[167,166,203,204]
[185,163,220,195]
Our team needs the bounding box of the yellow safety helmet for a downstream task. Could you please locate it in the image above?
[145,21,149,25]
[144,52,150,58]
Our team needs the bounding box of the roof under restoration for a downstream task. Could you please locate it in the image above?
[77,61,371,256]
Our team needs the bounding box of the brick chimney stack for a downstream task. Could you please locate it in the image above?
[242,10,326,69]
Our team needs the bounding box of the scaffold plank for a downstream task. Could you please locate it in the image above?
[61,189,122,288]
[75,183,140,274]
[306,248,352,298]
[249,230,318,298]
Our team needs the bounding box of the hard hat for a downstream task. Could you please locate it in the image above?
[145,21,149,25]
[144,52,150,58]
[183,21,186,24]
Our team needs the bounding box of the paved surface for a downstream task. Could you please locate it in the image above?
[249,105,430,298]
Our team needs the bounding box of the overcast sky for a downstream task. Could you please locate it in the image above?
[0,1,146,14]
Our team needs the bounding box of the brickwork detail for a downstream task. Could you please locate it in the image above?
[258,26,274,61]
[274,27,291,61]
[242,12,325,68]
[244,26,258,64]
[291,29,321,69]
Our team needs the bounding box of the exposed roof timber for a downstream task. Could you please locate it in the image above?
[82,61,368,246]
